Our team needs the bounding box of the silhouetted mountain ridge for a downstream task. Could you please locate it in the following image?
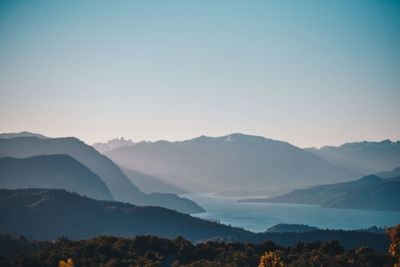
[0,155,113,201]
[0,188,245,241]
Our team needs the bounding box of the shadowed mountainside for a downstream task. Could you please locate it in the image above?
[240,175,400,211]
[122,168,186,194]
[0,188,246,241]
[321,180,400,210]
[0,155,113,201]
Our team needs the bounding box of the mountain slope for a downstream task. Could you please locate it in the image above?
[240,175,400,211]
[0,137,204,214]
[105,133,360,192]
[321,181,400,211]
[0,155,113,201]
[0,189,246,241]
[305,140,400,174]
[243,175,384,205]
[122,168,186,194]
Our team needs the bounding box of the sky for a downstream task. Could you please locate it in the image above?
[0,0,399,148]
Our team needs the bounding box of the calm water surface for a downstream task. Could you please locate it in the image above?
[183,193,400,233]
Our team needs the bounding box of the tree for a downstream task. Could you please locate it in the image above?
[259,251,284,267]
[388,224,400,267]
[59,258,75,267]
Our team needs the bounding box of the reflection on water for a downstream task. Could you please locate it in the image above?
[183,193,400,233]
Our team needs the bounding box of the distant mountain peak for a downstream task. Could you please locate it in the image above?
[305,139,400,174]
[186,133,272,144]
[93,137,134,153]
[339,139,398,148]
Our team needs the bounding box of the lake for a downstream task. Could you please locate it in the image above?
[183,193,400,233]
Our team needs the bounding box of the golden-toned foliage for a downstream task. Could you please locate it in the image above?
[59,258,75,267]
[388,224,400,267]
[259,251,284,267]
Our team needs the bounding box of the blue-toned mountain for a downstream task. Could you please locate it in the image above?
[105,133,359,193]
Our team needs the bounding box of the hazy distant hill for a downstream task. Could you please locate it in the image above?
[122,168,186,194]
[240,175,400,211]
[0,155,113,201]
[0,131,47,139]
[93,137,134,153]
[376,166,400,178]
[0,136,204,214]
[305,140,400,174]
[105,133,359,192]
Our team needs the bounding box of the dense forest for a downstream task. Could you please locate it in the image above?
[0,228,399,267]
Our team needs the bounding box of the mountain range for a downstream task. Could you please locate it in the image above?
[93,137,134,153]
[0,131,48,140]
[305,140,400,174]
[104,133,360,193]
[2,131,399,213]
[0,135,204,214]
[240,174,400,211]
[376,166,400,178]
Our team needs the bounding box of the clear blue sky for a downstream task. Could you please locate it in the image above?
[1,0,399,147]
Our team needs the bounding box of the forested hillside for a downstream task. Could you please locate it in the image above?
[0,234,395,267]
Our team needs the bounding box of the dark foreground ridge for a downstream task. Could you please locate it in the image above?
[0,234,395,267]
[0,189,391,253]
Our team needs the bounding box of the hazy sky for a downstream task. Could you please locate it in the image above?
[1,0,399,147]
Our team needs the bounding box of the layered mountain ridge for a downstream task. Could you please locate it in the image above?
[105,133,360,193]
[305,140,400,174]
[0,136,204,214]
